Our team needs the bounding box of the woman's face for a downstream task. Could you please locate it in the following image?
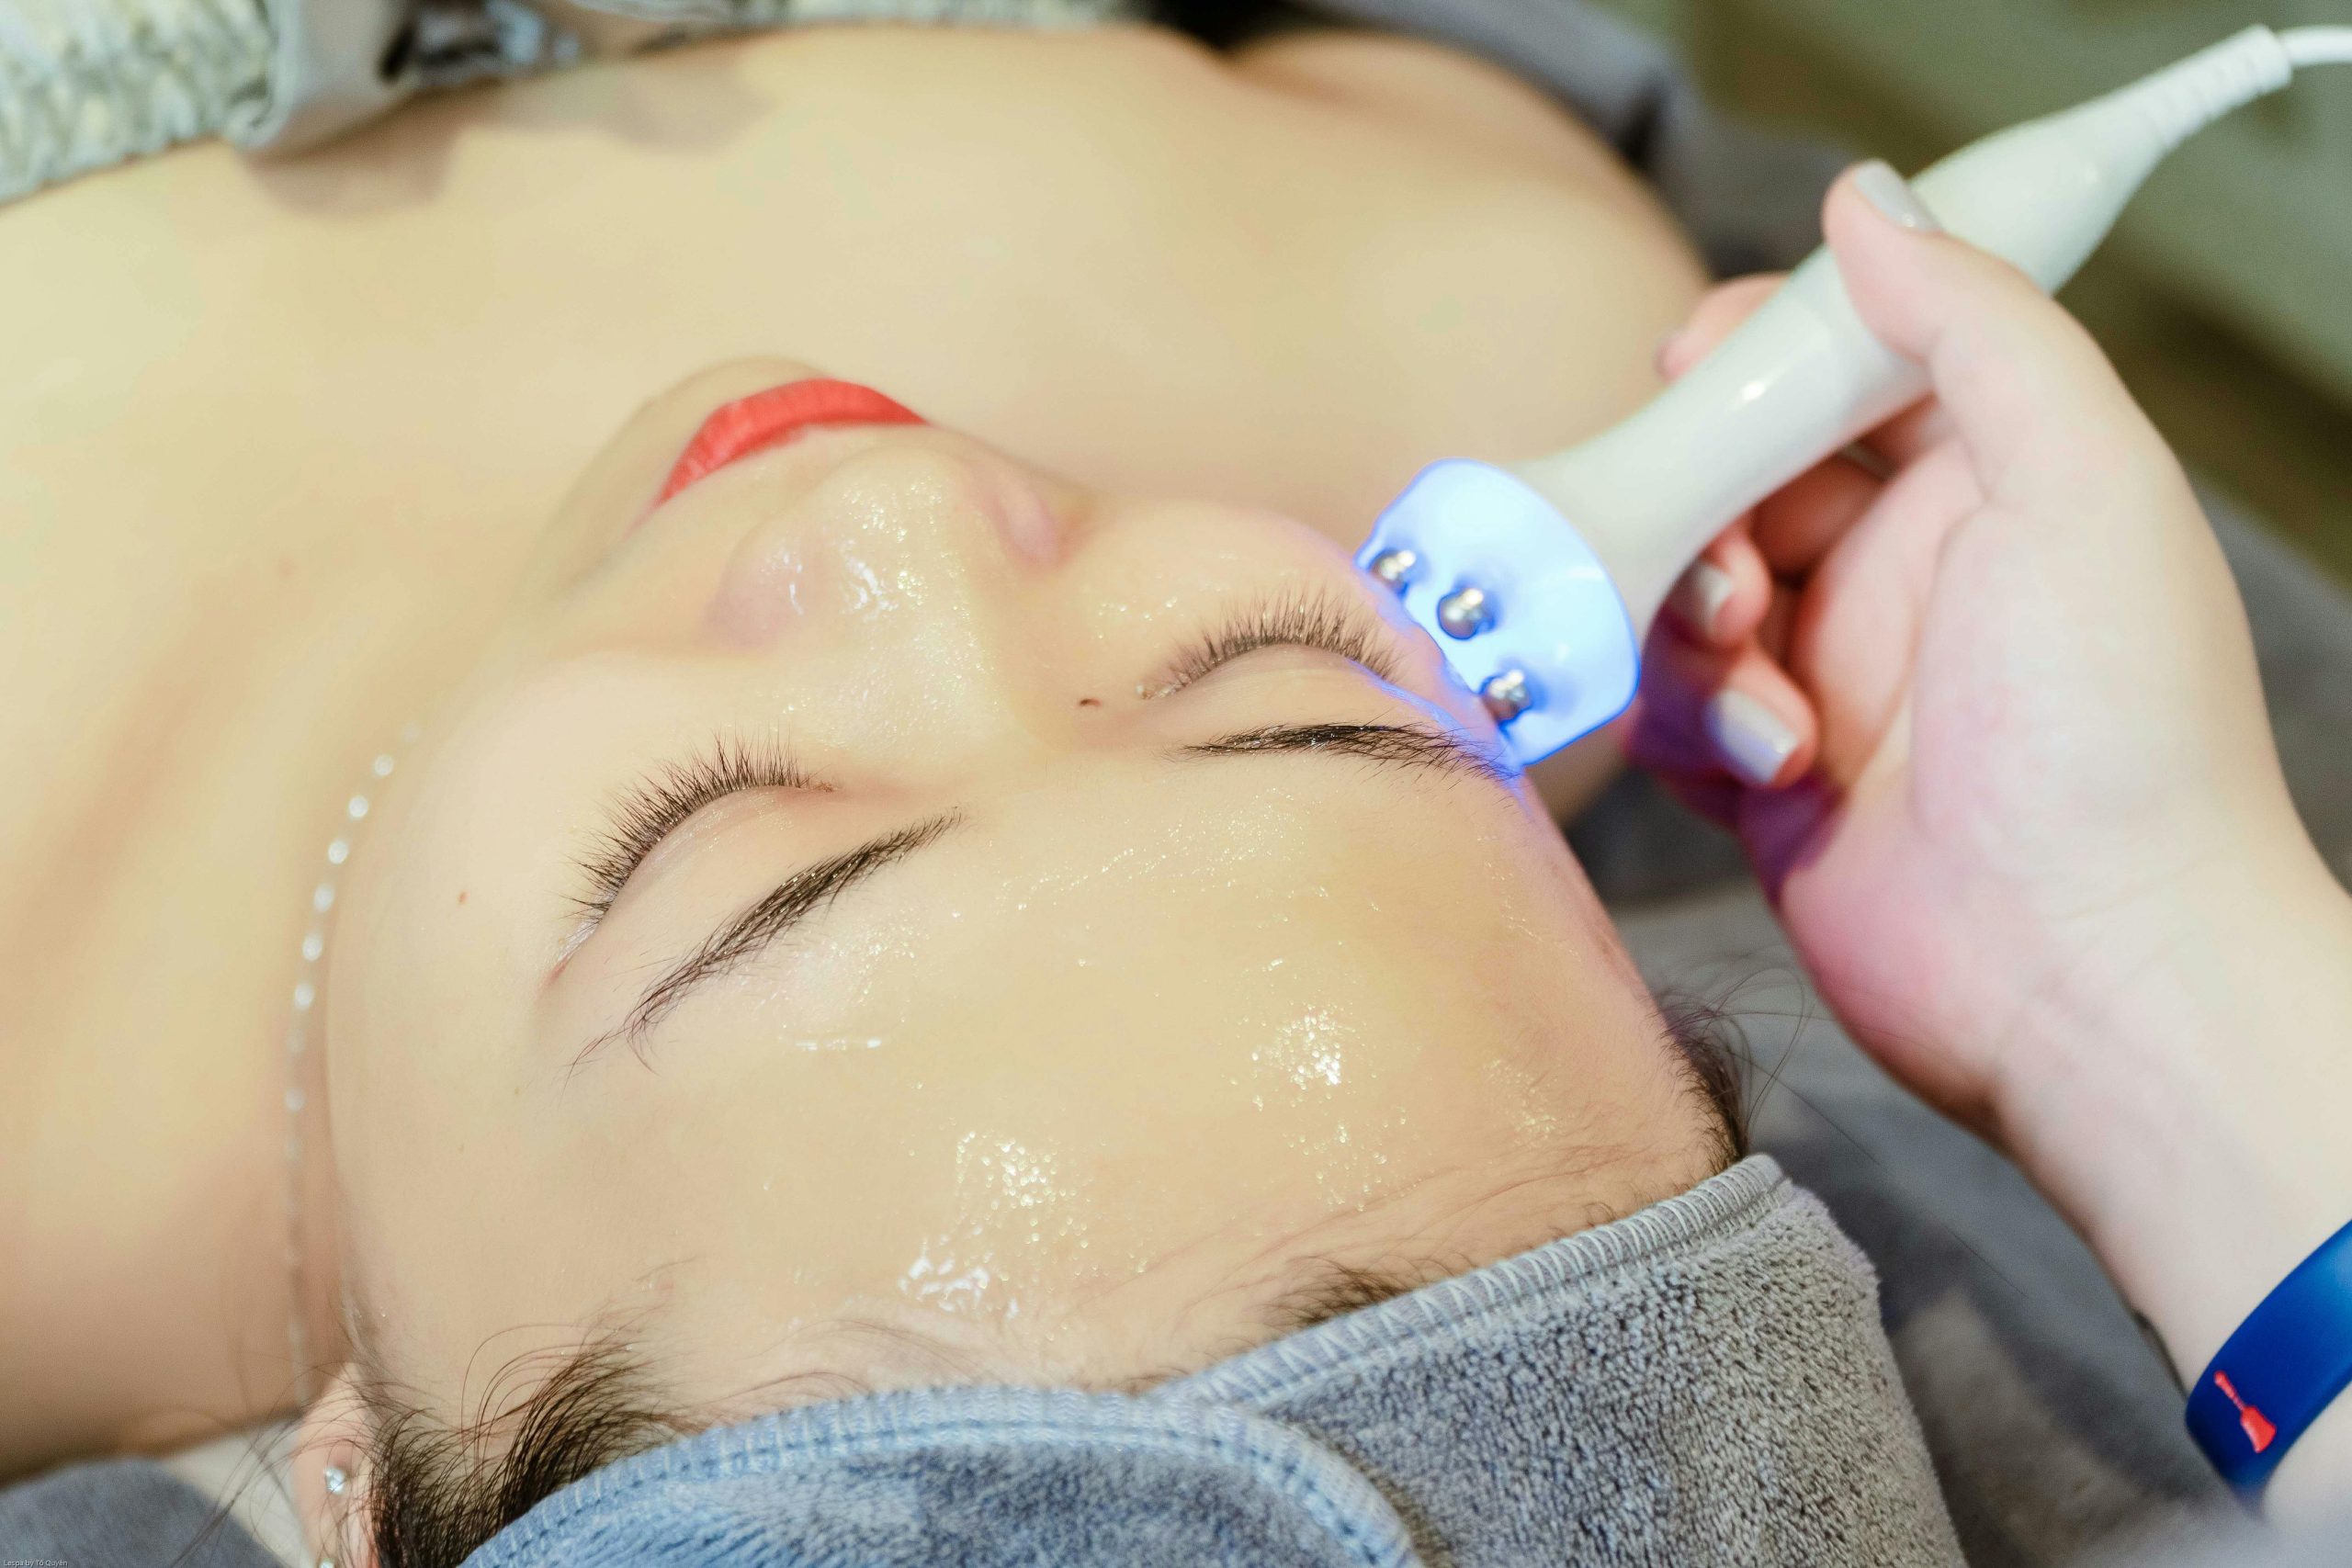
[326,360,1716,1420]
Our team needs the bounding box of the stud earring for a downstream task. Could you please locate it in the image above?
[323,1463,348,1495]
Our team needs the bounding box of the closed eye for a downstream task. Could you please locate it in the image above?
[1176,721,1512,785]
[568,589,1420,935]
[1144,587,1409,697]
[570,733,820,929]
[571,707,1515,1068]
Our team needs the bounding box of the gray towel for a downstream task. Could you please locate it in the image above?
[464,1156,1963,1566]
[0,1456,282,1567]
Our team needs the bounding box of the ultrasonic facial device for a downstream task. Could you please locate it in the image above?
[1361,23,2352,767]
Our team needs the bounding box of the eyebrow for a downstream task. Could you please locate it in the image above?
[580,720,1510,1067]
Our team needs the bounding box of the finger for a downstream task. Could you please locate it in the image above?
[1624,636,1743,781]
[1702,665,1816,791]
[1853,399,1953,471]
[1750,452,1884,578]
[1756,581,1796,664]
[1623,689,1725,784]
[1781,440,1975,789]
[1657,274,1786,378]
[1824,162,2176,514]
[1634,633,1820,790]
[1663,519,1772,649]
[1658,771,1745,831]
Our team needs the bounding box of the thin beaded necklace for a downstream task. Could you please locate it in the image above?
[283,723,419,1399]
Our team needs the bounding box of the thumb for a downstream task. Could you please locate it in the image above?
[1823,161,2167,510]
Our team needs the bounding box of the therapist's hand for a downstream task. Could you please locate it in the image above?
[1633,162,2352,1518]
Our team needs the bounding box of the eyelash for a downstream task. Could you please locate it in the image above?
[572,590,1404,921]
[1153,587,1405,695]
[572,733,813,923]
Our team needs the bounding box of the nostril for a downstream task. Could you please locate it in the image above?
[970,457,1064,568]
[705,545,815,649]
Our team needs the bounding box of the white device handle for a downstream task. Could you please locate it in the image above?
[1510,25,2295,636]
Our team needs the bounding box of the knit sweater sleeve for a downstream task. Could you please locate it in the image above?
[0,0,1129,204]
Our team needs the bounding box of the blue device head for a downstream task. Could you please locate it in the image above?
[1354,460,1641,768]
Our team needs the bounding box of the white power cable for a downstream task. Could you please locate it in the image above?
[2280,26,2352,68]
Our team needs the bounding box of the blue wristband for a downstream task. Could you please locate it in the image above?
[2185,1218,2352,1495]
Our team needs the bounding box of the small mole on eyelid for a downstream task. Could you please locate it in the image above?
[1077,696,1101,709]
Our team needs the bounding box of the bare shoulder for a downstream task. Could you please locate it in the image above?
[1229,28,1639,188]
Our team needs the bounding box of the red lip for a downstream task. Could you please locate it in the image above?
[657,379,927,504]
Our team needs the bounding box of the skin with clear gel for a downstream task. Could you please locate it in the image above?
[321,362,1722,1424]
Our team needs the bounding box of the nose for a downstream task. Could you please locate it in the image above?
[707,438,1065,752]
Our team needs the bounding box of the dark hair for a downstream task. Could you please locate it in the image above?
[1660,996,1752,1171]
[354,1016,1747,1567]
[355,1337,692,1568]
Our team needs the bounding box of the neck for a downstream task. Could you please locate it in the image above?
[289,717,428,1399]
[0,564,504,1469]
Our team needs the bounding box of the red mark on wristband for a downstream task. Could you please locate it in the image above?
[2213,1371,2278,1453]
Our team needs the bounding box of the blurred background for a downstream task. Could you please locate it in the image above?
[1592,0,2352,589]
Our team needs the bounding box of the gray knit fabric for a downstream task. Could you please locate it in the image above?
[0,1456,281,1568]
[0,0,274,198]
[459,1156,1963,1567]
[1167,1154,1963,1566]
[0,0,1133,202]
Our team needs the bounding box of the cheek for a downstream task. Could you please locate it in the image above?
[325,818,587,1369]
[712,845,1559,1226]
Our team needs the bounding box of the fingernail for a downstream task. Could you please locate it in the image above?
[1704,688,1799,787]
[1670,560,1736,639]
[1852,160,1941,234]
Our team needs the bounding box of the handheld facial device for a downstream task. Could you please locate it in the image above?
[1363,23,2352,767]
